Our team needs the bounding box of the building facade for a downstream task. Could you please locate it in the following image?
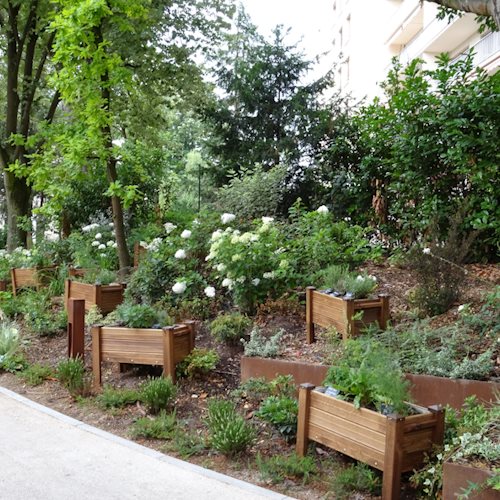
[332,0,500,101]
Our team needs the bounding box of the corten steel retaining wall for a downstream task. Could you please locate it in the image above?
[240,357,500,410]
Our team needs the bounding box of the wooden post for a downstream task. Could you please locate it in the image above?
[306,287,315,344]
[91,326,102,389]
[383,414,405,500]
[378,294,390,330]
[94,284,102,309]
[0,279,7,292]
[343,297,355,340]
[163,326,176,382]
[428,405,445,447]
[68,299,85,360]
[296,383,315,456]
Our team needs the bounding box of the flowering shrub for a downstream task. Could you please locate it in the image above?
[208,218,289,312]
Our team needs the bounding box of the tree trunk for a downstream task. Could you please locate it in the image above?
[4,170,31,250]
[426,0,500,28]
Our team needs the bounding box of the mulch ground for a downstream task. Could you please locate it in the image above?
[1,260,498,499]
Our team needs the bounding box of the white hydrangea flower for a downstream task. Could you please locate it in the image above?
[262,216,274,224]
[263,271,275,279]
[98,244,106,250]
[222,278,233,288]
[211,230,222,241]
[250,234,259,242]
[232,254,242,262]
[369,275,377,282]
[175,249,186,259]
[216,263,226,272]
[181,230,192,239]
[356,275,364,281]
[112,242,117,248]
[148,238,162,252]
[82,223,99,233]
[205,252,215,261]
[172,282,187,294]
[140,241,148,249]
[100,253,106,257]
[204,286,216,298]
[22,249,31,256]
[224,227,233,233]
[192,219,200,225]
[106,240,114,247]
[164,222,177,234]
[221,213,236,224]
[236,276,246,283]
[423,247,431,255]
[91,241,100,247]
[95,233,102,240]
[252,278,260,286]
[317,205,329,214]
[108,222,114,227]
[239,232,253,244]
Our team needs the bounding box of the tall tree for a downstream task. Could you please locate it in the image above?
[208,11,331,183]
[425,0,500,28]
[0,1,60,250]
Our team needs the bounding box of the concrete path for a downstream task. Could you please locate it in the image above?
[0,387,292,500]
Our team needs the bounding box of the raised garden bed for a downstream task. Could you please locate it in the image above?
[11,267,56,296]
[240,356,500,410]
[296,383,445,499]
[91,321,196,387]
[306,286,390,343]
[64,279,126,314]
[443,462,497,500]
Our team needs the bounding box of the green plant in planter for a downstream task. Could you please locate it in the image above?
[324,338,411,414]
[78,268,118,285]
[114,303,172,329]
[317,264,377,299]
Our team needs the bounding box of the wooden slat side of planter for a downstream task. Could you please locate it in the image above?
[133,242,147,268]
[64,280,125,313]
[91,321,195,388]
[11,268,39,295]
[306,287,390,343]
[443,462,497,500]
[0,279,8,292]
[296,384,444,500]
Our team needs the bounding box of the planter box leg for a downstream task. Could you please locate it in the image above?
[296,383,315,456]
[382,415,405,500]
[67,299,85,360]
[163,327,175,382]
[91,326,102,389]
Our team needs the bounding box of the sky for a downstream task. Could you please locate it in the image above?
[238,0,335,78]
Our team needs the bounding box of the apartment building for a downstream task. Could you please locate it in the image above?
[332,0,500,101]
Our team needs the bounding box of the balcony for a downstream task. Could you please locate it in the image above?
[451,31,500,72]
[386,0,423,46]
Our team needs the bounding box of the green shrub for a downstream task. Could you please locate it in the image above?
[18,364,53,386]
[207,399,256,456]
[241,327,283,358]
[130,411,177,439]
[255,395,298,442]
[140,376,177,414]
[57,357,89,397]
[96,385,141,409]
[330,463,381,499]
[176,348,219,379]
[210,312,251,343]
[256,453,317,485]
[17,290,66,336]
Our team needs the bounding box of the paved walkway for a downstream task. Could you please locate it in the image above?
[0,387,292,500]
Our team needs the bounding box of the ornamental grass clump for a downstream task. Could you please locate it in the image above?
[207,399,256,456]
[140,376,177,415]
[57,357,89,397]
[130,411,177,440]
[317,264,377,299]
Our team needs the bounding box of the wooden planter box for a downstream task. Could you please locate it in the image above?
[91,321,195,387]
[306,286,390,343]
[0,279,8,292]
[296,384,445,499]
[64,279,125,314]
[443,461,497,499]
[11,267,56,296]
